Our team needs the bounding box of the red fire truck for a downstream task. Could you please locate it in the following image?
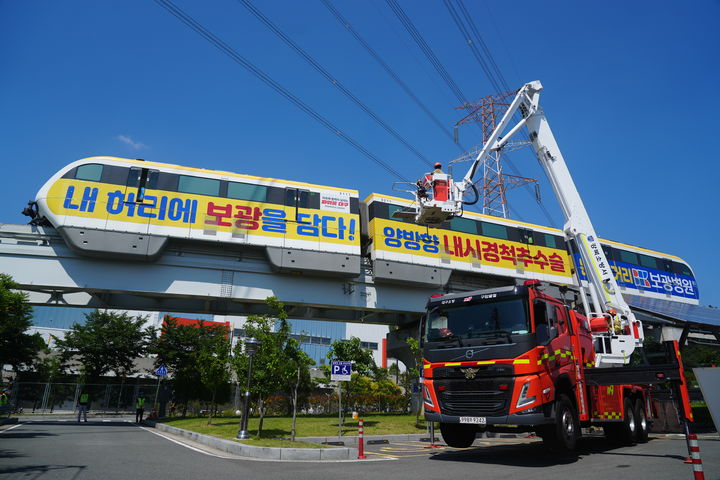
[397,81,694,452]
[421,280,693,451]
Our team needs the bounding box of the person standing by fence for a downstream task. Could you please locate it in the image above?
[77,391,89,423]
[135,392,146,423]
[0,388,9,417]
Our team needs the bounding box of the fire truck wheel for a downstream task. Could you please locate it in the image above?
[439,422,477,448]
[604,397,637,445]
[540,394,578,452]
[633,398,649,443]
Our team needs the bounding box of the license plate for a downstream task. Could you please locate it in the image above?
[459,416,486,425]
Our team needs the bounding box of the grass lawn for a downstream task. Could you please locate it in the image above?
[161,414,427,448]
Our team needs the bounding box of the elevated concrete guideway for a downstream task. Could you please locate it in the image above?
[0,223,438,326]
[3,223,719,368]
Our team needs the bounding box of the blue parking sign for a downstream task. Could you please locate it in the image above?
[330,361,352,381]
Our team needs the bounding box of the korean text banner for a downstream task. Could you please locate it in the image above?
[574,254,698,301]
[370,218,573,282]
[48,180,360,251]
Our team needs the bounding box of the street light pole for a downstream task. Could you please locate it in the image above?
[237,337,260,440]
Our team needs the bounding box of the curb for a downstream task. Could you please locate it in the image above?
[295,433,436,444]
[147,421,359,461]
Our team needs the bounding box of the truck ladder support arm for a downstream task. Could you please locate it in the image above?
[456,81,642,366]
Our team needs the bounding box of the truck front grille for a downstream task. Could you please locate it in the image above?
[435,377,514,416]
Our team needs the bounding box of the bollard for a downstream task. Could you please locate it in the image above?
[357,418,366,459]
[424,421,441,449]
[686,434,705,480]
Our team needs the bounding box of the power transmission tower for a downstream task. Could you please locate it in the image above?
[455,90,536,218]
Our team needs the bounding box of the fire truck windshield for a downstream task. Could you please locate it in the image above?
[425,297,529,344]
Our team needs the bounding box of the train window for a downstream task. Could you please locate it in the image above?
[481,222,508,240]
[286,189,320,209]
[127,167,159,203]
[298,190,320,209]
[101,165,130,185]
[638,254,658,269]
[178,175,220,196]
[543,233,558,249]
[349,197,360,214]
[368,202,389,220]
[450,217,478,234]
[387,205,406,222]
[75,164,103,182]
[672,262,692,277]
[227,182,267,202]
[156,173,178,192]
[519,228,535,244]
[618,249,639,265]
[659,259,674,273]
[602,245,614,261]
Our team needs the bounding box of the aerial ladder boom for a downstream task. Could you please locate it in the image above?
[408,81,642,366]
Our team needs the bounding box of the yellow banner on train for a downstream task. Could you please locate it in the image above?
[370,218,573,280]
[47,179,359,247]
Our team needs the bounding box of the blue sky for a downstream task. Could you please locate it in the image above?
[2,1,719,307]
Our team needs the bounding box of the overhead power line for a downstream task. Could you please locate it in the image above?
[443,0,504,95]
[153,0,408,181]
[443,0,558,227]
[238,0,435,168]
[385,0,470,107]
[320,0,464,152]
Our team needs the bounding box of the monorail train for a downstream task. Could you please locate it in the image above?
[29,156,699,304]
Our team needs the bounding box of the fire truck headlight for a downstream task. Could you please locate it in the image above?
[515,381,536,409]
[423,385,435,408]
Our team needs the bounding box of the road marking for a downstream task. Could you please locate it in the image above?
[139,426,235,458]
[0,423,23,433]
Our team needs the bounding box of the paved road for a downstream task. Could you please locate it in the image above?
[1,419,718,480]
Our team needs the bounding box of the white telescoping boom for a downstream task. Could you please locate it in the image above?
[407,81,643,367]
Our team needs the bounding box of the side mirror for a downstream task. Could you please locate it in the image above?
[548,325,558,341]
[419,315,426,347]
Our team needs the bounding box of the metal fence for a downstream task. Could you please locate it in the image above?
[13,382,159,414]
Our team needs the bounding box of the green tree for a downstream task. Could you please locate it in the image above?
[232,297,292,437]
[326,337,377,376]
[405,337,423,419]
[0,273,44,375]
[35,353,63,382]
[55,310,151,381]
[197,337,231,425]
[282,337,315,441]
[151,316,230,415]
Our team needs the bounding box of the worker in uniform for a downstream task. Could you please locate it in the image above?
[135,392,146,423]
[417,163,443,198]
[77,391,89,422]
[0,388,9,417]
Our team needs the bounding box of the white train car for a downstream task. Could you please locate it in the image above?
[33,156,361,275]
